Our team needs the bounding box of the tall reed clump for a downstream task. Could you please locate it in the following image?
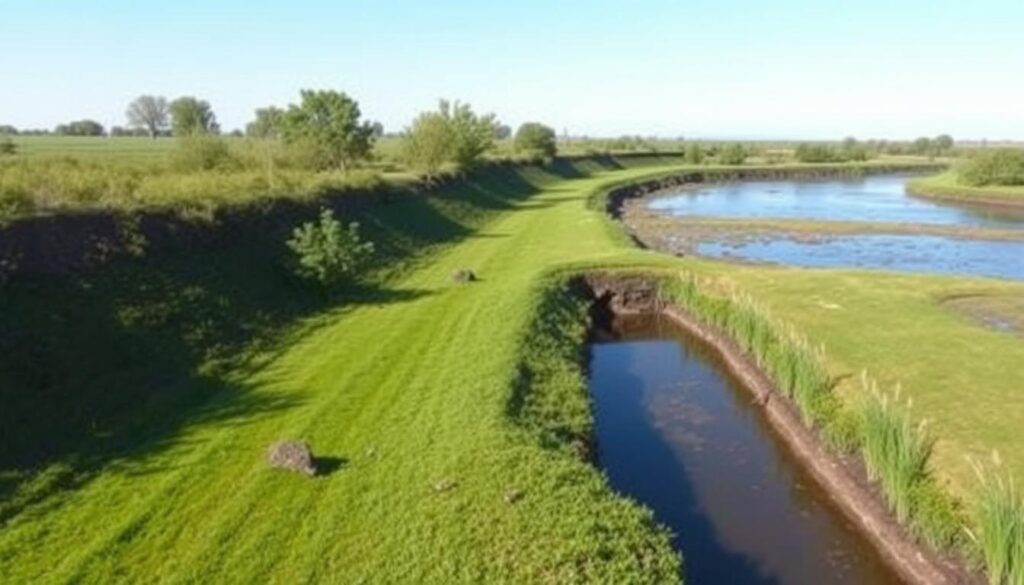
[660,274,856,450]
[968,455,1024,585]
[857,377,932,523]
[855,374,963,550]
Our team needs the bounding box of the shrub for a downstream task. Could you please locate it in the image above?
[0,136,16,156]
[718,143,748,165]
[514,122,557,158]
[684,143,704,165]
[172,135,236,171]
[959,149,1024,187]
[794,143,870,163]
[287,208,374,288]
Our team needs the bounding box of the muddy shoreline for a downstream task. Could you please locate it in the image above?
[577,273,979,585]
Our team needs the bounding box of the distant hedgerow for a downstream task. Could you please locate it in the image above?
[287,208,373,288]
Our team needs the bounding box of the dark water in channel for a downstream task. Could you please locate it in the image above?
[588,314,904,585]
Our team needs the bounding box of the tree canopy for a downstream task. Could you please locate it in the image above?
[514,122,557,158]
[280,90,377,171]
[170,97,218,136]
[126,95,169,139]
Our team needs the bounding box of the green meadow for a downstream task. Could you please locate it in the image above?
[3,153,1024,582]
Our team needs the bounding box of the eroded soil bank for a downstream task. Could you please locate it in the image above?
[576,273,979,585]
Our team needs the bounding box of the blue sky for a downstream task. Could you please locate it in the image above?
[2,0,1023,139]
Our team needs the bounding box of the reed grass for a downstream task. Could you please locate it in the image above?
[969,455,1024,585]
[857,377,932,523]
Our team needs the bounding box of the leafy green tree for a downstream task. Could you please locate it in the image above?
[287,208,374,288]
[126,95,169,139]
[440,100,499,169]
[170,97,218,136]
[55,120,105,136]
[246,106,286,138]
[0,125,18,135]
[281,89,376,171]
[934,134,954,152]
[513,122,557,158]
[403,111,456,179]
[684,143,704,165]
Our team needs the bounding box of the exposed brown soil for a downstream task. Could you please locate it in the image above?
[578,273,981,585]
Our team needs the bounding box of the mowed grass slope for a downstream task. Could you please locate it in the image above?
[3,160,1024,583]
[0,164,683,584]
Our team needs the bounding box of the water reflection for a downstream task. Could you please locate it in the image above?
[589,314,903,584]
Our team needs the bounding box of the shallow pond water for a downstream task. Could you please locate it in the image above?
[588,314,903,585]
[699,234,1024,281]
[648,174,1024,229]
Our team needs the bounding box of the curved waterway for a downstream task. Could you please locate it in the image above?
[646,174,1024,281]
[588,314,904,585]
[649,174,1024,229]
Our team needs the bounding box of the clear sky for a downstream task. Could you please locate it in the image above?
[2,0,1023,140]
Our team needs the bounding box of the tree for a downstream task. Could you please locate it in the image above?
[55,120,105,136]
[280,89,377,171]
[513,122,557,158]
[246,106,286,138]
[440,100,499,169]
[170,97,218,136]
[495,124,512,141]
[0,125,17,135]
[684,143,704,165]
[126,95,169,139]
[403,111,456,179]
[934,134,954,152]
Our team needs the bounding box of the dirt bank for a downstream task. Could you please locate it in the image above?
[577,272,979,585]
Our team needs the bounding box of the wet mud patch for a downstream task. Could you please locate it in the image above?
[944,295,1024,338]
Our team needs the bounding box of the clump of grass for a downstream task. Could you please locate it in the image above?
[857,377,932,524]
[968,455,1024,585]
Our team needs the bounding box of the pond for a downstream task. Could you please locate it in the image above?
[588,313,904,585]
[645,174,1024,280]
[648,174,1024,229]
[698,234,1024,281]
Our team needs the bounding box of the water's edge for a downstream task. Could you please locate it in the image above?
[579,273,978,585]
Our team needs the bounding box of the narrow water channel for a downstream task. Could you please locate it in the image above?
[588,313,904,585]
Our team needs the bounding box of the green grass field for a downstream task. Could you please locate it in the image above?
[909,171,1024,203]
[3,158,1024,582]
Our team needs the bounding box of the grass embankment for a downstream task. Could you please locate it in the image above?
[909,172,1024,206]
[0,159,686,583]
[3,158,1024,582]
